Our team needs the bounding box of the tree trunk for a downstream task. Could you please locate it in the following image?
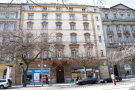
[23,64,29,87]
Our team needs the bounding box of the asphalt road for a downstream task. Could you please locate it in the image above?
[5,78,135,90]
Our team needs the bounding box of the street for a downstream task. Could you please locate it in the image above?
[6,78,135,90]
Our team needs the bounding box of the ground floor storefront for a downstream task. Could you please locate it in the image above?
[0,59,110,84]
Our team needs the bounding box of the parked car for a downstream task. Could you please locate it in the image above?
[99,76,122,83]
[0,79,9,89]
[76,78,98,85]
[99,77,112,83]
[116,76,122,82]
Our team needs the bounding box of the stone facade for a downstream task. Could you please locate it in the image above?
[100,4,135,77]
[0,3,109,84]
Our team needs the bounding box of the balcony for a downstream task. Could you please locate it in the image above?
[123,30,130,35]
[107,31,114,35]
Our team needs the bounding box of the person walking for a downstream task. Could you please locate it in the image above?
[45,75,49,84]
[111,74,116,85]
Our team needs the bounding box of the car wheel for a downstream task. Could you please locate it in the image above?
[0,85,4,89]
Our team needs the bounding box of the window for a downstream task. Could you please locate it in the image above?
[42,51,46,58]
[72,49,77,57]
[42,15,47,20]
[28,14,33,19]
[42,25,47,30]
[133,36,135,41]
[41,37,47,43]
[100,50,104,57]
[82,9,86,12]
[98,36,102,43]
[121,14,124,19]
[107,25,110,31]
[56,7,61,11]
[127,14,130,19]
[114,14,117,19]
[27,37,32,43]
[9,24,14,31]
[123,25,126,31]
[43,7,47,11]
[94,9,97,12]
[95,16,98,21]
[56,36,62,42]
[83,16,87,20]
[0,24,4,31]
[97,25,100,30]
[125,36,129,42]
[109,36,113,43]
[87,49,91,57]
[116,25,120,31]
[8,37,13,43]
[0,37,2,43]
[118,36,122,42]
[27,24,33,30]
[69,8,73,11]
[56,15,61,20]
[130,25,134,31]
[84,25,88,30]
[57,50,62,58]
[29,6,34,11]
[9,13,16,19]
[70,25,75,30]
[0,13,6,18]
[57,25,61,30]
[105,14,109,19]
[71,37,76,42]
[70,16,74,20]
[85,36,90,42]
[26,52,30,58]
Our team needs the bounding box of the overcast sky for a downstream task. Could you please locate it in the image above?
[0,0,135,9]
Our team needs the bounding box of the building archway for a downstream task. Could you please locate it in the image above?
[56,66,64,83]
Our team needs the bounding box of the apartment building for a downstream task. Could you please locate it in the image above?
[100,4,135,78]
[15,3,109,84]
[0,3,21,83]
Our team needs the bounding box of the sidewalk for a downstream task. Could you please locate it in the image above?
[12,82,75,88]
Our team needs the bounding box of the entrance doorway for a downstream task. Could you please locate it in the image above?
[114,65,119,76]
[56,66,64,83]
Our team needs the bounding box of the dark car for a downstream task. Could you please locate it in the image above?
[116,76,122,82]
[99,77,112,83]
[99,76,122,83]
[76,78,98,85]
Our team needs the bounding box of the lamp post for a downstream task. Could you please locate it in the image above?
[41,57,43,86]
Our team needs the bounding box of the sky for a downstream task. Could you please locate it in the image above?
[0,0,135,9]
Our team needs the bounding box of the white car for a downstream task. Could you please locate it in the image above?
[0,79,9,89]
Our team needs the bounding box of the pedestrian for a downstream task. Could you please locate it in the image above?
[76,76,79,82]
[45,75,49,84]
[111,74,116,85]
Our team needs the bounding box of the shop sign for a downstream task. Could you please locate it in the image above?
[34,73,40,82]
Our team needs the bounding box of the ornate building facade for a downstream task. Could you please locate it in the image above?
[100,4,135,78]
[17,3,109,84]
[0,3,21,83]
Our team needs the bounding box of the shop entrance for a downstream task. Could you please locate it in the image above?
[56,66,64,83]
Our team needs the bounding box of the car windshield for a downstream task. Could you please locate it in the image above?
[0,80,6,82]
